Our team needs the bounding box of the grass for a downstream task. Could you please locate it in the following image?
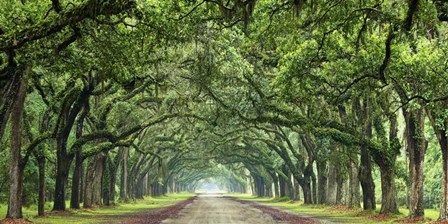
[226,193,441,223]
[0,193,194,224]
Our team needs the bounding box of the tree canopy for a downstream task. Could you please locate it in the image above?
[1,0,448,222]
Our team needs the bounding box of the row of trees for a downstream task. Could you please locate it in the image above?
[1,0,448,222]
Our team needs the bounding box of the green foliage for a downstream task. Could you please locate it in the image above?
[1,0,448,220]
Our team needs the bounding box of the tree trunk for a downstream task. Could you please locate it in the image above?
[405,109,427,218]
[36,111,50,216]
[303,165,314,204]
[108,156,119,205]
[347,159,360,208]
[336,171,344,205]
[253,173,265,197]
[379,165,399,214]
[317,160,327,204]
[301,176,312,204]
[440,137,448,220]
[294,179,301,201]
[53,143,72,211]
[359,123,376,210]
[427,107,448,221]
[37,154,46,216]
[327,161,337,204]
[0,70,23,143]
[359,147,376,210]
[6,75,26,219]
[70,155,83,209]
[312,174,317,204]
[278,172,286,197]
[266,181,273,197]
[271,172,280,198]
[285,177,292,199]
[83,158,96,208]
[70,103,87,209]
[279,172,286,197]
[92,153,105,206]
[120,147,129,203]
[102,156,111,206]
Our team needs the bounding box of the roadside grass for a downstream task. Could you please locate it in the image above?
[0,193,193,224]
[226,193,440,223]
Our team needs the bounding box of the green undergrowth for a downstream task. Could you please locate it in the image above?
[226,193,440,224]
[0,193,193,224]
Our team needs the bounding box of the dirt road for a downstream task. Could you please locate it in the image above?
[162,194,276,224]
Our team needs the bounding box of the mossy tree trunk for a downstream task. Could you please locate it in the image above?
[404,108,427,218]
[427,103,448,221]
[120,147,129,203]
[53,86,90,211]
[70,103,88,209]
[317,160,327,204]
[6,72,26,219]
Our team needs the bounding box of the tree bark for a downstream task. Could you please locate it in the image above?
[404,108,427,218]
[0,71,21,144]
[327,160,337,204]
[53,87,89,211]
[120,147,129,203]
[377,114,400,214]
[336,171,344,205]
[53,142,72,211]
[347,158,361,208]
[92,153,105,206]
[312,174,317,204]
[70,154,83,209]
[83,157,96,208]
[102,156,111,206]
[317,160,327,204]
[36,111,50,216]
[294,179,301,201]
[440,136,448,221]
[37,153,46,216]
[359,123,376,210]
[70,103,88,209]
[279,171,286,197]
[301,175,313,204]
[6,74,26,219]
[426,105,448,221]
[270,172,280,198]
[379,165,399,214]
[359,148,376,210]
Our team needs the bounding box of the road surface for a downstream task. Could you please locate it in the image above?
[162,194,276,224]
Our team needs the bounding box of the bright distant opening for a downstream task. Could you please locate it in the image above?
[196,179,227,193]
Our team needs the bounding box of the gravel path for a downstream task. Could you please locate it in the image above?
[162,194,276,224]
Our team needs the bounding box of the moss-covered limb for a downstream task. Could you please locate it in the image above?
[244,134,303,180]
[52,85,82,137]
[80,137,134,159]
[0,0,136,51]
[21,131,52,165]
[313,126,386,159]
[94,80,155,125]
[71,130,117,151]
[216,144,270,168]
[213,135,243,146]
[224,143,288,180]
[247,102,388,162]
[71,113,180,157]
[135,96,164,105]
[117,113,180,139]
